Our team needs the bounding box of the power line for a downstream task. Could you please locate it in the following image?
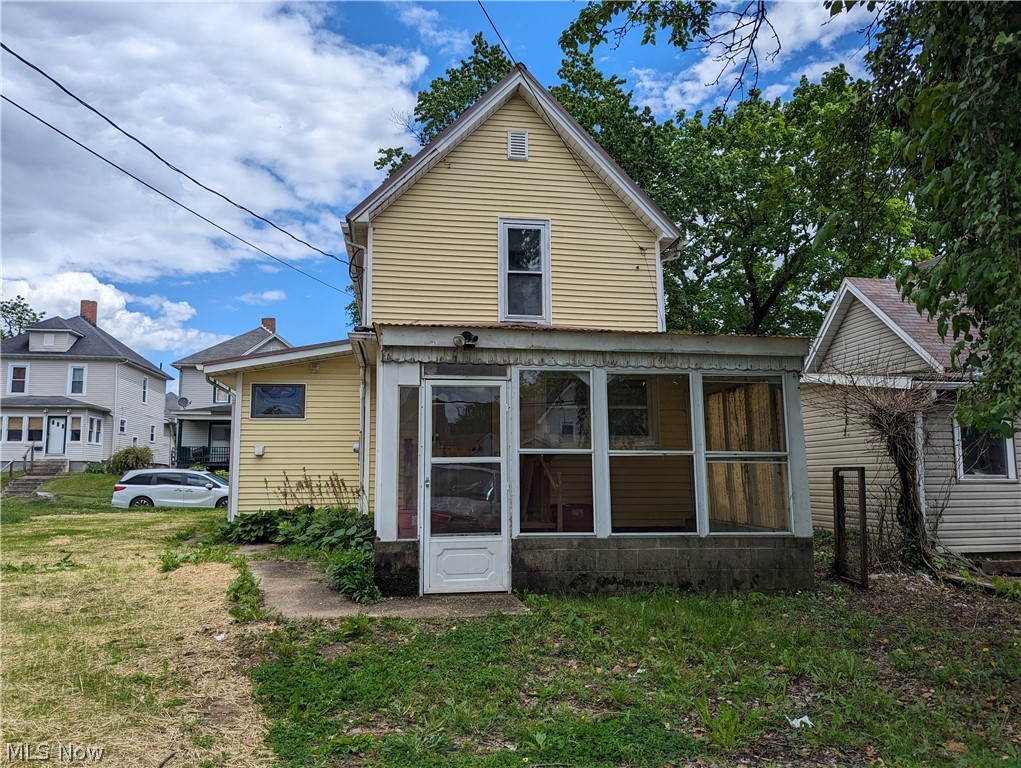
[1,41,351,268]
[2,94,347,295]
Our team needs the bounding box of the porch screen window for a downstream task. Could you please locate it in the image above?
[251,385,306,418]
[500,219,550,324]
[397,386,420,539]
[70,366,86,395]
[6,417,23,442]
[27,417,43,442]
[519,370,594,533]
[959,425,1015,479]
[10,365,27,394]
[70,417,82,442]
[608,374,696,533]
[703,376,790,533]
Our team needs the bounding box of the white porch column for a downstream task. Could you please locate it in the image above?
[374,361,419,541]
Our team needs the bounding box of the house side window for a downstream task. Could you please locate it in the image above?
[70,417,82,442]
[9,365,28,394]
[88,417,102,444]
[27,417,43,442]
[5,417,24,442]
[250,384,306,419]
[142,377,149,403]
[69,365,87,395]
[149,425,156,443]
[119,418,127,434]
[43,332,55,346]
[703,376,790,533]
[956,423,1016,480]
[213,384,230,404]
[499,218,550,324]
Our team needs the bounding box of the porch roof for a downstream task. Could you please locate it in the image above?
[0,395,111,413]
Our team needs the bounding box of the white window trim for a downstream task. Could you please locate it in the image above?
[952,420,1017,482]
[69,416,83,443]
[87,416,103,445]
[119,418,127,434]
[4,416,26,442]
[498,218,551,325]
[7,363,29,395]
[141,377,149,404]
[606,373,663,450]
[149,424,156,443]
[68,364,88,396]
[212,384,230,404]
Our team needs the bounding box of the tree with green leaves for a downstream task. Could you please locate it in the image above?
[0,295,44,338]
[374,33,512,177]
[665,68,923,336]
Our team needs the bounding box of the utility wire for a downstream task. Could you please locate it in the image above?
[2,94,346,295]
[476,0,661,292]
[1,41,351,268]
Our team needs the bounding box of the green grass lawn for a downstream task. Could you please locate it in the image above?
[1,472,122,524]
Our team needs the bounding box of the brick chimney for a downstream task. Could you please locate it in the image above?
[261,317,276,333]
[80,300,98,326]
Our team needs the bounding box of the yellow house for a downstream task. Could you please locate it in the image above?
[205,65,814,595]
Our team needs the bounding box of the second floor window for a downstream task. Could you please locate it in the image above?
[142,377,149,403]
[150,425,156,442]
[69,366,86,395]
[9,365,27,394]
[213,385,230,404]
[119,418,127,434]
[499,218,550,325]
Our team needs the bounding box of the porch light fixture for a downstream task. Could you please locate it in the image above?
[253,444,265,457]
[453,330,479,349]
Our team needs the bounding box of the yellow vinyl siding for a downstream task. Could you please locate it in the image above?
[370,96,661,331]
[823,299,930,374]
[235,354,361,515]
[609,455,696,529]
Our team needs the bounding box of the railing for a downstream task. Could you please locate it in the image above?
[3,444,36,481]
[178,445,230,467]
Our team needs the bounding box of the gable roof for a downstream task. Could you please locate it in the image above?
[345,63,681,248]
[806,277,953,373]
[1,314,170,379]
[172,326,291,368]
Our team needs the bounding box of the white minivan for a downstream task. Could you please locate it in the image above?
[111,469,229,509]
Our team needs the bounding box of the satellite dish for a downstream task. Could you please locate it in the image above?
[177,397,190,408]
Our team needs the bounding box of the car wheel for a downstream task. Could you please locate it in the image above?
[130,496,154,508]
[216,497,228,509]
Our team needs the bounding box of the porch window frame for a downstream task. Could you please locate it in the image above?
[87,416,103,445]
[952,420,1017,482]
[69,416,82,443]
[605,369,699,536]
[513,367,596,537]
[68,364,87,396]
[498,217,552,325]
[8,363,28,394]
[700,373,795,535]
[5,416,25,442]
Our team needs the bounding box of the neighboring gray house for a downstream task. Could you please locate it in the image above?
[170,318,289,469]
[802,278,1019,567]
[1,300,173,470]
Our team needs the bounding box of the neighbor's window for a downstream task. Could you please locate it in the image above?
[141,377,149,403]
[9,365,27,394]
[213,385,230,404]
[608,374,696,533]
[149,425,156,443]
[397,386,419,540]
[69,365,86,395]
[70,417,82,442]
[500,218,550,324]
[119,418,127,434]
[251,384,306,418]
[958,424,1016,480]
[6,417,24,442]
[703,376,790,533]
[27,417,43,442]
[519,370,594,533]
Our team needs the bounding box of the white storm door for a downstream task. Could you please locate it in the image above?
[46,416,67,455]
[423,381,509,594]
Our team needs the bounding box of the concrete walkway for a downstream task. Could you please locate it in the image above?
[244,557,529,620]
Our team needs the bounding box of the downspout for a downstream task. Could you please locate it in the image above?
[352,337,369,516]
[113,362,121,456]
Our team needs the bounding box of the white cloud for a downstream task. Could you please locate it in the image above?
[395,3,471,57]
[1,273,228,356]
[1,2,427,287]
[237,289,287,305]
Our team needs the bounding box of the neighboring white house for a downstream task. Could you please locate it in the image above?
[0,300,173,470]
[170,318,289,469]
[802,277,1020,569]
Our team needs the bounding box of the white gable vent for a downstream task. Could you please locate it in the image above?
[507,130,528,160]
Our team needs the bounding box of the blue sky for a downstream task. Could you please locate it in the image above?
[1,1,872,392]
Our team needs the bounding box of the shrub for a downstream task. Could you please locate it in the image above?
[323,548,381,604]
[107,446,154,475]
[275,506,373,551]
[83,462,109,474]
[210,510,282,544]
[214,469,229,482]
